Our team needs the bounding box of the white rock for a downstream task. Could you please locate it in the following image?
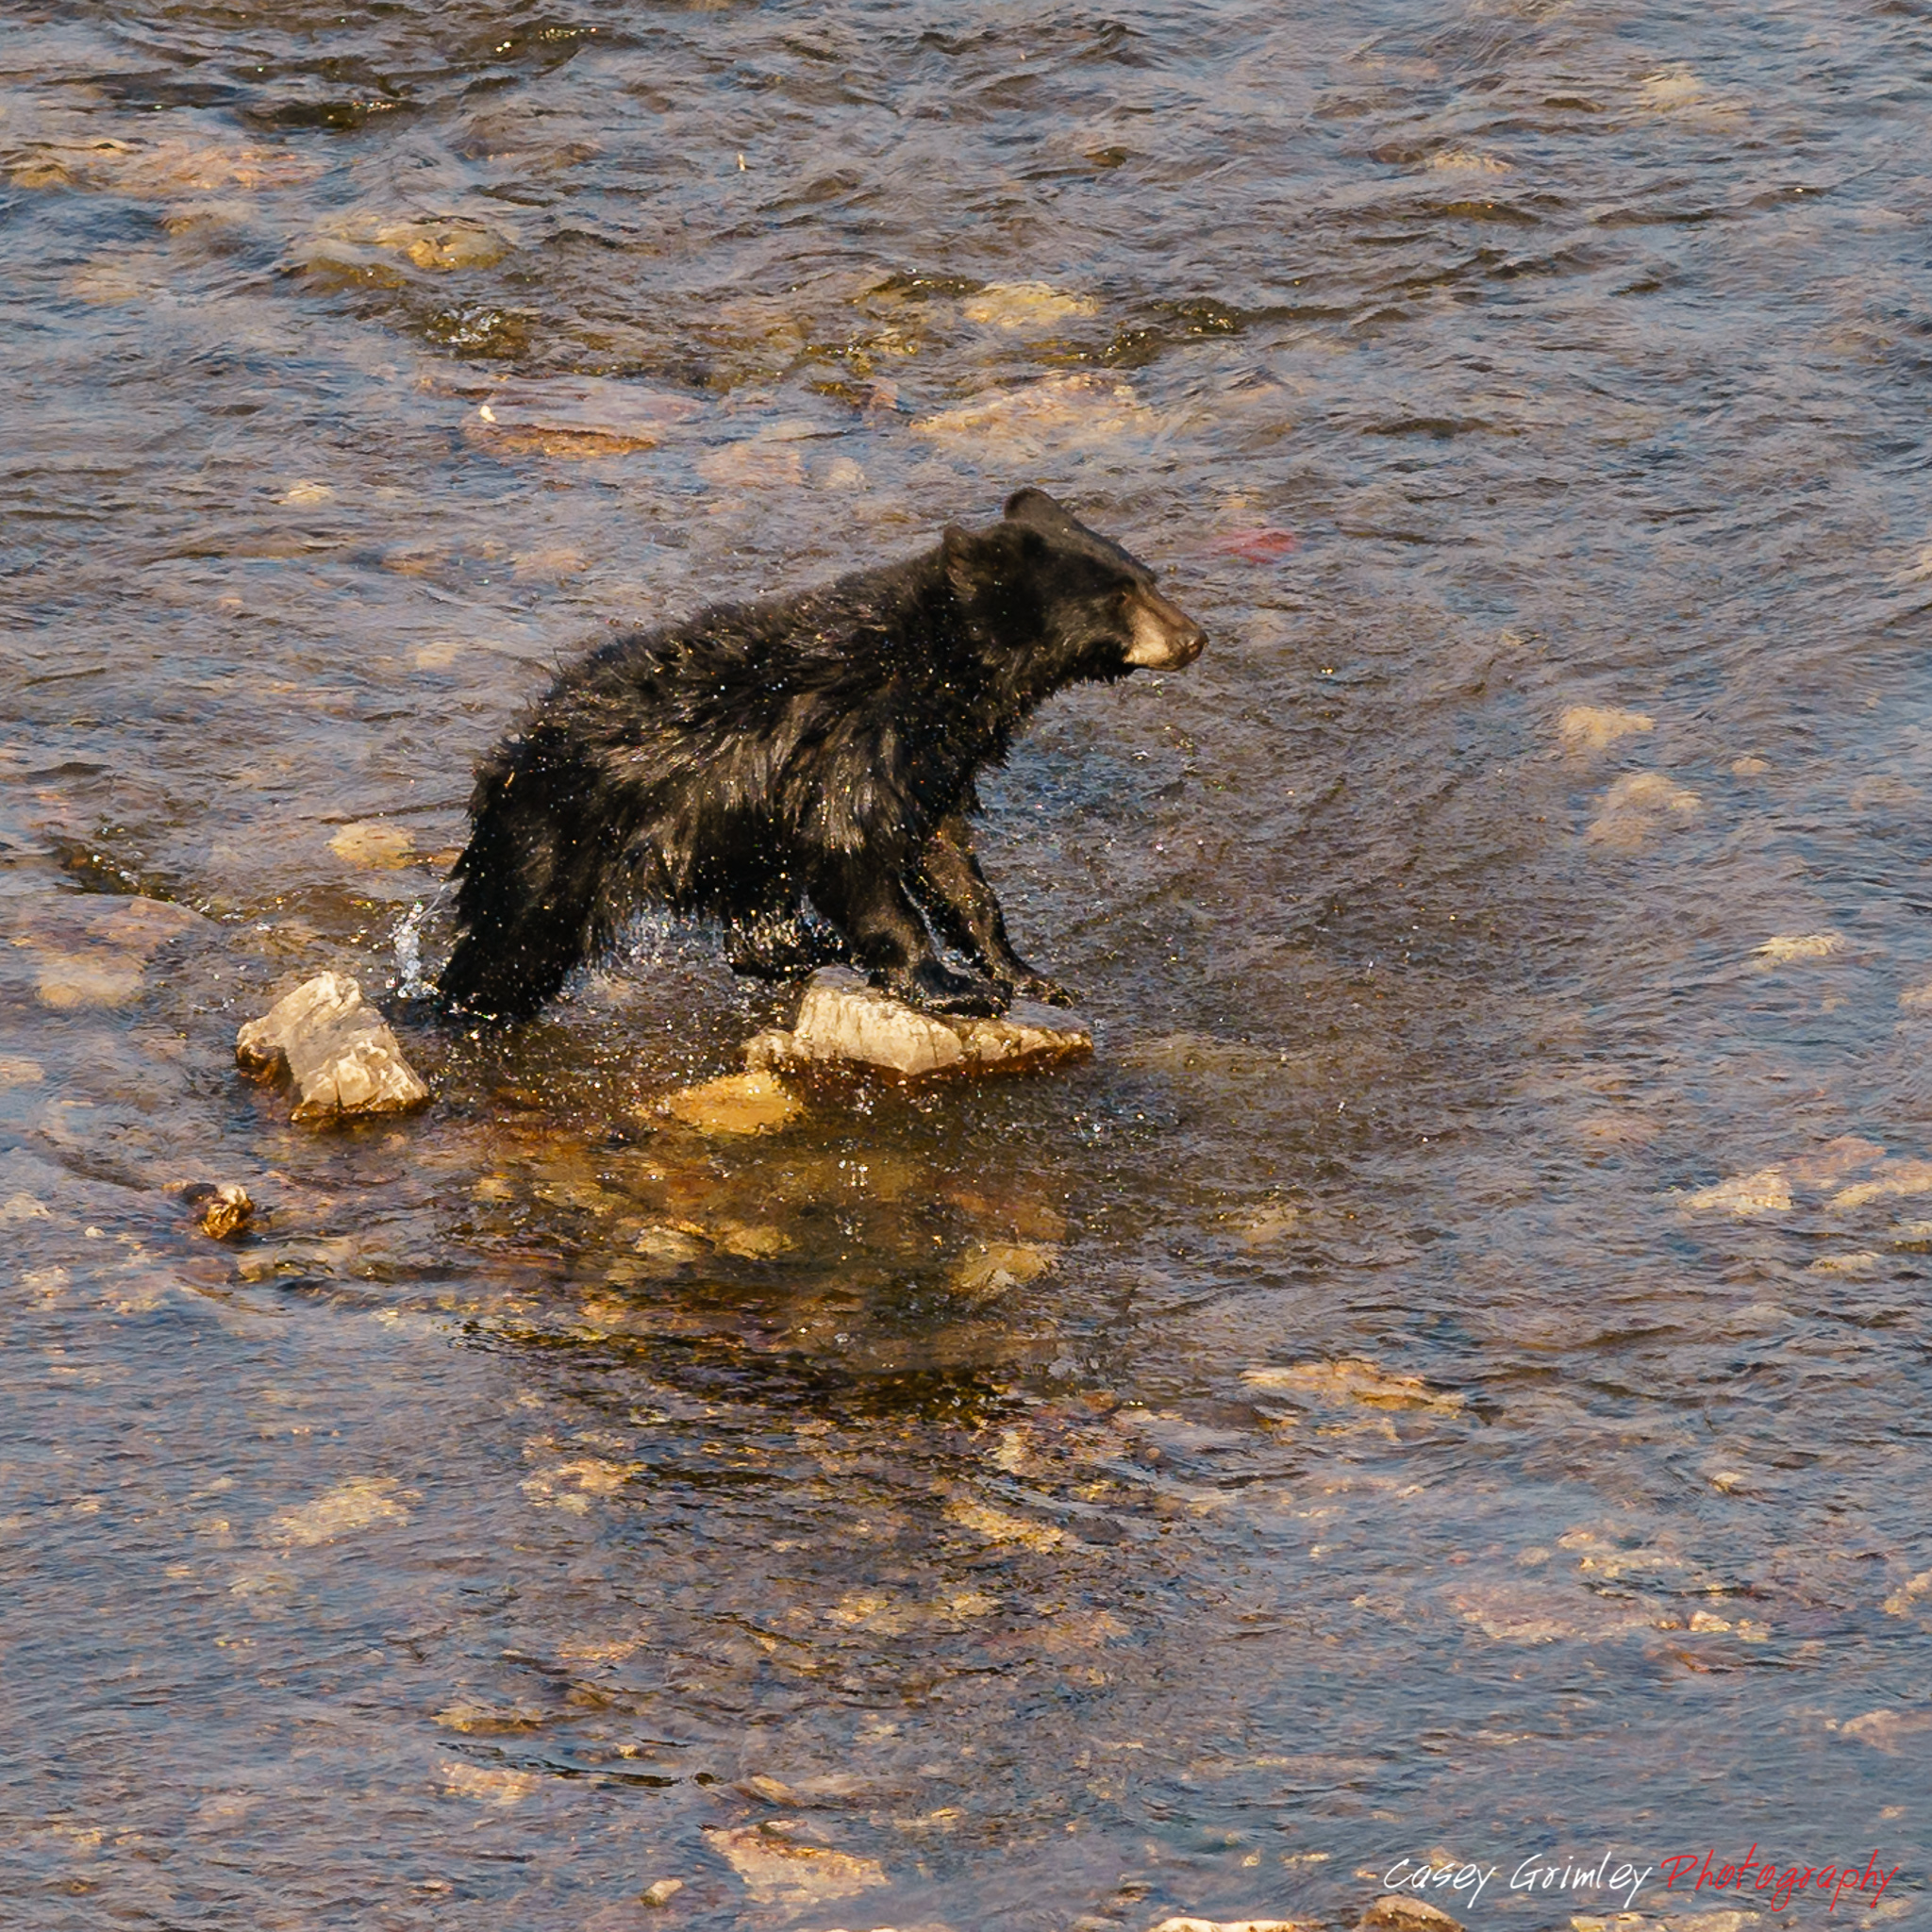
[236,972,429,1122]
[1151,1920,1312,1932]
[746,968,1091,1078]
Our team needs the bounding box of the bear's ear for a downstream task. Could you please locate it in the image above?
[1004,487,1078,532]
[944,522,1044,599]
[941,525,991,599]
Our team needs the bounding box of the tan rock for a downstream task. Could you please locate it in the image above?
[1233,1204,1300,1245]
[1808,1251,1881,1276]
[631,1224,712,1264]
[464,376,702,458]
[1362,1897,1465,1932]
[9,136,323,194]
[236,972,430,1123]
[708,1217,793,1258]
[1153,1920,1313,1932]
[751,968,1091,1079]
[1838,1707,1932,1754]
[36,958,145,1008]
[735,1774,801,1806]
[1558,705,1653,752]
[742,1028,806,1071]
[660,1069,803,1135]
[67,252,169,306]
[951,1003,1093,1071]
[1832,1158,1932,1208]
[433,1702,549,1734]
[440,1760,541,1807]
[794,971,967,1074]
[1753,931,1846,966]
[1881,1570,1932,1617]
[951,1239,1055,1296]
[703,1824,889,1906]
[1681,1167,1792,1216]
[696,438,807,490]
[1586,771,1699,847]
[270,1475,410,1545]
[913,372,1154,453]
[1637,62,1741,121]
[300,213,513,275]
[522,1456,641,1500]
[191,1183,254,1241]
[943,1498,1066,1551]
[16,891,208,1009]
[959,280,1100,328]
[329,821,414,869]
[1242,1358,1464,1413]
[1425,149,1512,175]
[1786,1135,1886,1184]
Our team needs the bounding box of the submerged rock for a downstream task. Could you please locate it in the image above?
[236,972,429,1123]
[659,1069,803,1136]
[912,372,1154,456]
[1682,1166,1792,1215]
[462,376,703,458]
[1241,1358,1464,1414]
[15,891,209,1009]
[959,279,1100,328]
[745,967,1091,1079]
[951,1239,1056,1297]
[1558,705,1654,753]
[329,821,415,870]
[702,1824,889,1907]
[1585,771,1700,848]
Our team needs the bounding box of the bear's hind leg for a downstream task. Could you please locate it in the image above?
[911,814,1077,1008]
[808,859,1003,1017]
[440,788,607,1022]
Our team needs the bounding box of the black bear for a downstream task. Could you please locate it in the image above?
[438,487,1206,1022]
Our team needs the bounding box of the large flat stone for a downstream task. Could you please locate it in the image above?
[743,967,1091,1080]
[236,972,429,1122]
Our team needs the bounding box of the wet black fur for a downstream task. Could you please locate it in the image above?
[438,488,1204,1022]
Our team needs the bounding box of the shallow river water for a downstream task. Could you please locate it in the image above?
[4,1,1931,1926]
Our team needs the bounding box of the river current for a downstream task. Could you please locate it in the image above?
[2,1,1929,1927]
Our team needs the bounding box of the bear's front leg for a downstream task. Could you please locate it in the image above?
[911,814,1079,1008]
[809,859,1004,1017]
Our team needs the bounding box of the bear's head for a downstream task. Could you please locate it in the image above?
[941,488,1207,691]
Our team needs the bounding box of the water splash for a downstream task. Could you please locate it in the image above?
[389,894,437,998]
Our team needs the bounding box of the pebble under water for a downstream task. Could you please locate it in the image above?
[2,1,1929,1927]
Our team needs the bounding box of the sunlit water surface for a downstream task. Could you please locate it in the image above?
[3,0,1930,1926]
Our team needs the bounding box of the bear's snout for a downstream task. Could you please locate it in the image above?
[1124,586,1208,670]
